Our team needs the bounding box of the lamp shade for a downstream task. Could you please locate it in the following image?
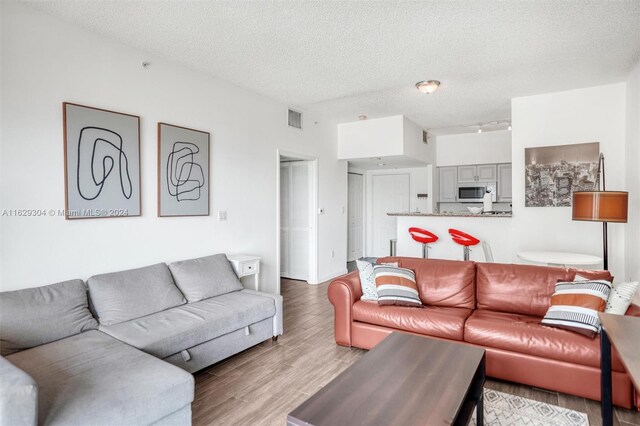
[572,191,628,223]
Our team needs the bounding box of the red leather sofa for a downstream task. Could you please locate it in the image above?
[328,257,640,409]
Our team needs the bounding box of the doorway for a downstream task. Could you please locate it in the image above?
[370,173,410,257]
[277,151,318,289]
[347,172,364,262]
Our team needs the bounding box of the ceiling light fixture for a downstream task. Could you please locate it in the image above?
[378,163,386,166]
[358,115,367,120]
[508,122,512,131]
[415,80,441,95]
[477,125,483,134]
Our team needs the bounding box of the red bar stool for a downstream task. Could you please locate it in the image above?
[408,227,439,259]
[448,228,480,261]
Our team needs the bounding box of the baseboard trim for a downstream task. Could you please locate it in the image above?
[311,269,349,285]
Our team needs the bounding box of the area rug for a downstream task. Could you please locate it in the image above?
[469,389,589,426]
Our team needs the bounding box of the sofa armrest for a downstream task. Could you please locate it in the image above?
[624,303,640,318]
[327,271,362,347]
[0,356,38,426]
[241,289,283,336]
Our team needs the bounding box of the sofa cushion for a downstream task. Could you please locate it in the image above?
[570,268,613,282]
[541,279,611,337]
[374,265,422,307]
[0,356,38,426]
[377,257,476,309]
[606,281,639,315]
[6,330,194,426]
[464,309,625,371]
[476,263,574,317]
[0,280,98,356]
[168,254,243,302]
[87,263,186,326]
[99,290,276,358]
[352,301,472,341]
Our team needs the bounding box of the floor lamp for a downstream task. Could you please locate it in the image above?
[572,153,628,271]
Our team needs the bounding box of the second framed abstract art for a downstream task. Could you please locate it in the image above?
[157,123,210,217]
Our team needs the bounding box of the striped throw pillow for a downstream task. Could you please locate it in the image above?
[373,265,422,307]
[541,279,612,337]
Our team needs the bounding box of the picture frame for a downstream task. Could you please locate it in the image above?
[62,102,141,219]
[157,123,210,217]
[524,142,600,207]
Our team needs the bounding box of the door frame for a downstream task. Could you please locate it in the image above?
[276,149,319,293]
[347,171,365,262]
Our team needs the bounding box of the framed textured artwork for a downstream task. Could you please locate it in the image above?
[157,123,210,217]
[63,102,141,219]
[525,142,600,207]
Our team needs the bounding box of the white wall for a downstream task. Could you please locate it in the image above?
[511,83,627,277]
[364,167,432,256]
[338,115,434,165]
[436,130,512,166]
[0,2,347,292]
[338,115,404,160]
[402,116,434,164]
[625,62,640,298]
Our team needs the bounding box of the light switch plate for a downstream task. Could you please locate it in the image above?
[217,211,227,221]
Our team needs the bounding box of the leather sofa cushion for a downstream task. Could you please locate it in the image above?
[570,268,613,281]
[476,263,573,317]
[99,290,276,358]
[377,257,476,309]
[352,300,472,341]
[464,310,624,371]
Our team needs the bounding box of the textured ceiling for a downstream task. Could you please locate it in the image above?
[24,0,640,134]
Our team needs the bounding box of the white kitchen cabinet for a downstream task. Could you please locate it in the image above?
[497,163,512,202]
[477,164,497,182]
[458,164,497,183]
[457,165,477,183]
[438,167,457,202]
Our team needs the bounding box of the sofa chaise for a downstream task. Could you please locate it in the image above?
[0,254,283,425]
[328,256,640,409]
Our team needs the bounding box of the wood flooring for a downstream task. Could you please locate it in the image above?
[192,279,640,426]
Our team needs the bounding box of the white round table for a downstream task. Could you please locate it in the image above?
[516,251,603,267]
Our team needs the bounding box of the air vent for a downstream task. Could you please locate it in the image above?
[288,109,302,130]
[422,130,429,144]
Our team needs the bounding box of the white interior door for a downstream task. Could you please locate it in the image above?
[280,163,291,277]
[280,161,310,280]
[372,174,410,257]
[347,173,364,261]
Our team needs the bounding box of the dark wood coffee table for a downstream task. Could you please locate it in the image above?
[287,332,486,426]
[599,313,640,426]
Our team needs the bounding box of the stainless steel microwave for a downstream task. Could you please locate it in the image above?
[457,182,497,203]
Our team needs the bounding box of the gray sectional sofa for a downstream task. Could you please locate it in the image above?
[0,254,283,426]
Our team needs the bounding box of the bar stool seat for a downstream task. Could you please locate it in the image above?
[409,227,439,259]
[448,228,480,261]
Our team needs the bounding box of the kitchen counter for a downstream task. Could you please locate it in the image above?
[387,212,512,218]
[389,214,515,262]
